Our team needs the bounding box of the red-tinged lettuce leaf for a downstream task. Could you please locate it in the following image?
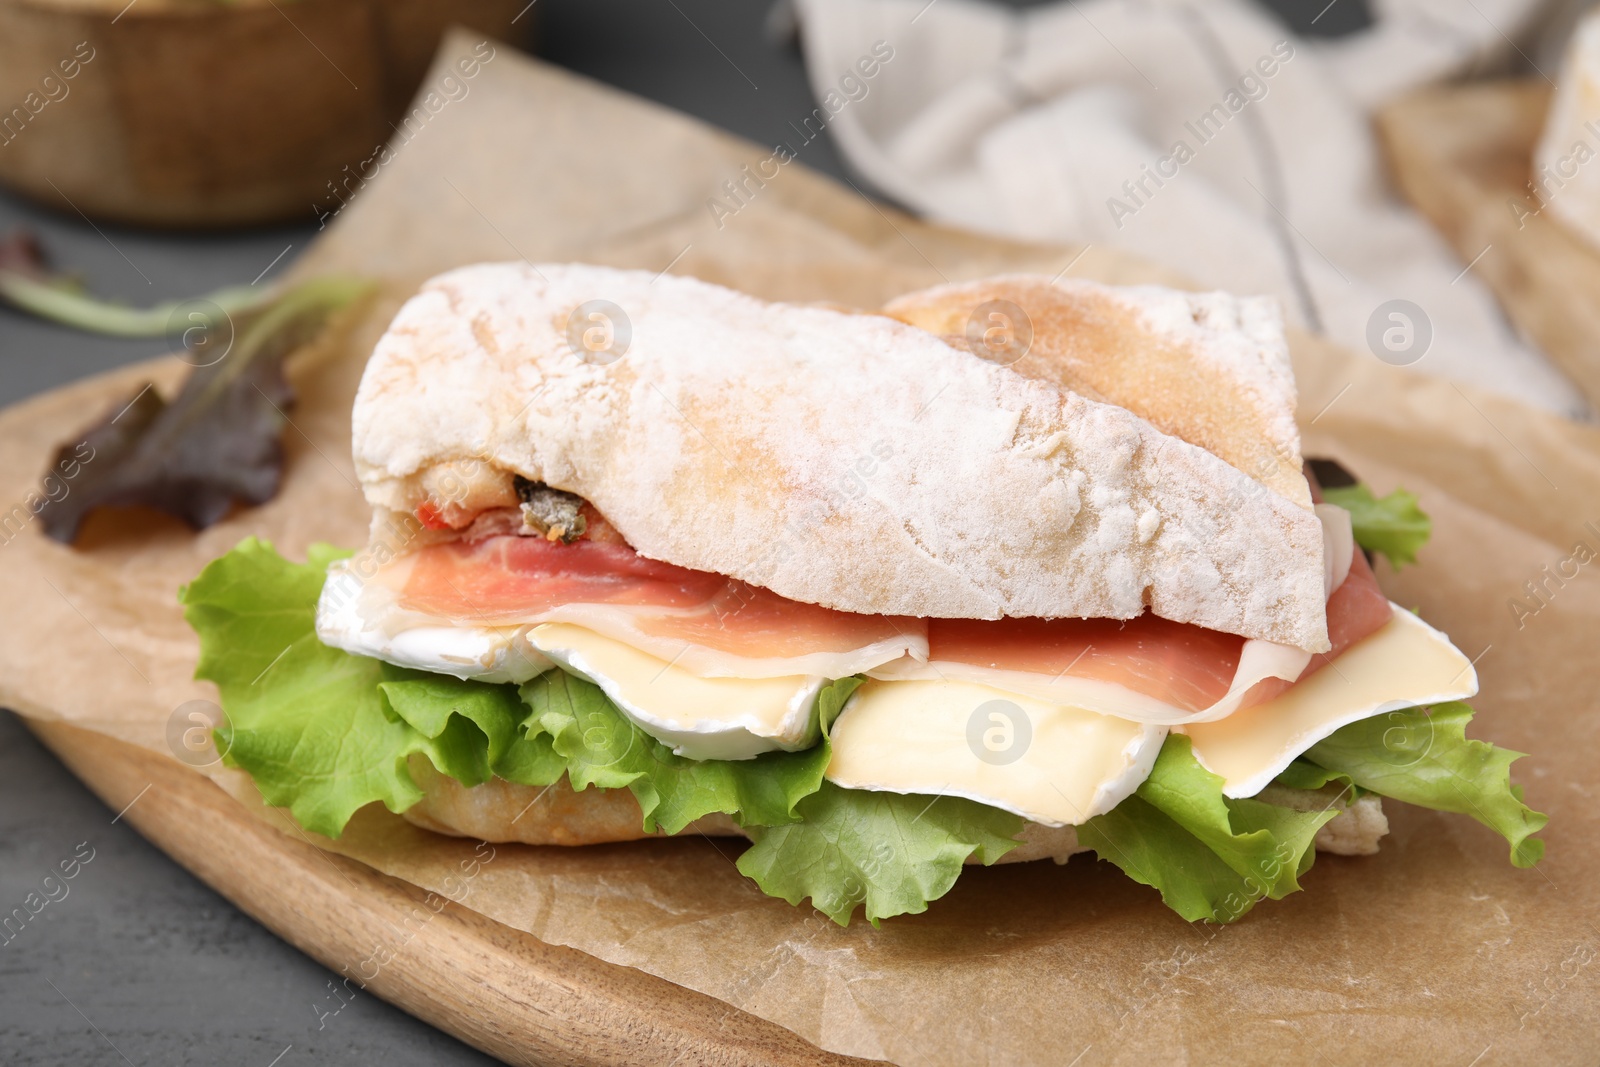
[38,276,371,543]
[0,229,48,279]
[0,228,263,337]
[1306,457,1358,490]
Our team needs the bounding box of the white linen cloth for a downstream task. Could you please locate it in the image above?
[794,0,1590,416]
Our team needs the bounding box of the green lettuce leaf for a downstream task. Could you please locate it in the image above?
[181,538,566,837]
[1273,759,1350,792]
[380,671,566,788]
[1078,735,1337,922]
[517,670,859,834]
[182,538,857,840]
[184,542,1546,928]
[1303,702,1547,867]
[737,783,1024,927]
[1321,483,1432,568]
[183,538,419,836]
[519,667,1024,925]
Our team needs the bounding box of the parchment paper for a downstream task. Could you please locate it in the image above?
[2,30,1597,1066]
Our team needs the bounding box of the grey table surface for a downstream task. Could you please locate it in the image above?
[0,1,1360,1063]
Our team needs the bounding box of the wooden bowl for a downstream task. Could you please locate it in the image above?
[0,0,530,228]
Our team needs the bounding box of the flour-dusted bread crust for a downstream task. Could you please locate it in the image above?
[353,263,1329,650]
[883,275,1310,507]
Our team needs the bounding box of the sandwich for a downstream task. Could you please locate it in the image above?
[181,263,1547,925]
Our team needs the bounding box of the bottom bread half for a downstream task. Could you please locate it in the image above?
[400,756,1388,864]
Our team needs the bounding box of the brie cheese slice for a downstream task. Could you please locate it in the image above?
[1180,604,1478,797]
[527,623,825,761]
[826,678,1166,826]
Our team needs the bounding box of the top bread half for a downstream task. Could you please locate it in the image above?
[351,263,1330,652]
[882,276,1310,508]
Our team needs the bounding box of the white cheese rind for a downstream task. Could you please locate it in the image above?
[527,623,825,761]
[825,679,1166,826]
[316,567,554,683]
[1316,502,1354,599]
[534,602,925,678]
[862,509,1361,724]
[313,558,923,682]
[1180,604,1478,798]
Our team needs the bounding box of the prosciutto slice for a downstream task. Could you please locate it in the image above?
[367,534,927,679]
[869,474,1395,723]
[338,469,1391,713]
[397,536,727,617]
[869,543,1393,724]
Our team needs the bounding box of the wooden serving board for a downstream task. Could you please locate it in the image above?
[1377,80,1600,407]
[24,717,875,1067]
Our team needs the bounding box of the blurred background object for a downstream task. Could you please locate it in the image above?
[1535,7,1600,253]
[1378,2,1600,408]
[790,0,1596,418]
[5,0,1599,410]
[0,0,532,227]
[1535,0,1600,68]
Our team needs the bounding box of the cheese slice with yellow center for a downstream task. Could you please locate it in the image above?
[825,679,1166,826]
[1180,604,1477,797]
[526,623,825,761]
